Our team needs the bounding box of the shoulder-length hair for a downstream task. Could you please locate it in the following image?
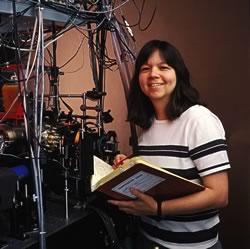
[127,40,203,129]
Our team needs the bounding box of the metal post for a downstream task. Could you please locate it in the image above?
[103,0,138,151]
[31,2,46,248]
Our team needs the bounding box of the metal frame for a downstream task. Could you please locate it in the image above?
[0,1,137,249]
[0,0,84,24]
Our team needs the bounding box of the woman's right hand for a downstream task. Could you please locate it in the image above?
[113,154,127,168]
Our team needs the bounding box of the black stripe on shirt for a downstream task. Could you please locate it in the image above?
[190,139,228,160]
[198,162,230,174]
[151,209,219,222]
[138,145,189,151]
[163,167,199,180]
[137,145,200,179]
[137,145,189,158]
[141,221,219,244]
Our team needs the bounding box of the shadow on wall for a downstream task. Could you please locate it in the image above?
[220,119,250,249]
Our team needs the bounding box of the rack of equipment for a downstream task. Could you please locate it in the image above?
[0,0,137,248]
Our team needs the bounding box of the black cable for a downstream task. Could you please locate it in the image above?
[114,0,141,28]
[109,20,136,61]
[74,25,117,70]
[59,37,85,69]
[0,73,36,83]
[41,1,100,21]
[87,24,101,90]
[11,0,22,66]
[87,205,124,249]
[138,0,157,31]
[97,27,107,93]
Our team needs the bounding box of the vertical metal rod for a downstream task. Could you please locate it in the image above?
[110,30,131,100]
[61,142,69,220]
[64,170,69,220]
[51,22,60,115]
[108,18,139,151]
[31,2,46,248]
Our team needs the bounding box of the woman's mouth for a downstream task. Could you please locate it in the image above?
[149,83,165,88]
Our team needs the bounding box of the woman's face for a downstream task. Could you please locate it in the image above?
[139,49,177,107]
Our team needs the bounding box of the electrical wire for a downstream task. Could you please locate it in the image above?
[0,2,147,247]
[41,0,130,15]
[138,0,157,31]
[59,36,85,69]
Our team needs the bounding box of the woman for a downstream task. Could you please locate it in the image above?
[109,40,230,249]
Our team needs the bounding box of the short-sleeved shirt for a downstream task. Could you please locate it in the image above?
[136,105,230,249]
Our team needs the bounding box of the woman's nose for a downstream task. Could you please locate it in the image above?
[149,67,160,77]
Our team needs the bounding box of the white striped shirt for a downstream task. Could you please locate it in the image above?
[136,105,230,249]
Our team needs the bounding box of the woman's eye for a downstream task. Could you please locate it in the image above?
[140,67,150,72]
[160,66,169,70]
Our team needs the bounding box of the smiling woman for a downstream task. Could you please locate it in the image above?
[127,40,203,128]
[138,49,177,120]
[110,40,230,249]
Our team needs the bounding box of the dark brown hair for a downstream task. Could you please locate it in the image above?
[127,40,203,129]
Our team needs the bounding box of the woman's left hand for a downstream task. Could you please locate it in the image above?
[108,188,157,216]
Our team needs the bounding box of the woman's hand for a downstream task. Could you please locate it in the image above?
[108,188,157,216]
[113,154,128,168]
